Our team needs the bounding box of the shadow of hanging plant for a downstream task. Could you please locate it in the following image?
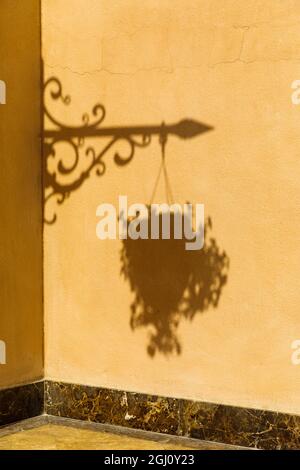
[120,212,229,357]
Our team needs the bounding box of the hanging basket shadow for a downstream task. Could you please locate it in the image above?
[120,210,229,357]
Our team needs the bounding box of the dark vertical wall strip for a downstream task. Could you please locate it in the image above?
[0,0,43,387]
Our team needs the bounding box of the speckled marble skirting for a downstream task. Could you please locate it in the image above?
[1,380,300,449]
[44,381,300,450]
[0,382,43,426]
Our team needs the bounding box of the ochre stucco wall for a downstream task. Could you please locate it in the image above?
[43,0,300,414]
[0,0,43,387]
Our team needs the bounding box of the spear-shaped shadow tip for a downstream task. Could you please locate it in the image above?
[171,119,213,139]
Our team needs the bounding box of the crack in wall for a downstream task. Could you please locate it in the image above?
[42,11,300,75]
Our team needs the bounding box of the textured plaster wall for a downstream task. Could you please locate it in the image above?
[43,0,300,414]
[0,0,43,387]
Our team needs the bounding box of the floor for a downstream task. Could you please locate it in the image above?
[0,424,195,450]
[0,417,242,450]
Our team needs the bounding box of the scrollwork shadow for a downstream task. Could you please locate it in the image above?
[43,77,152,224]
[43,77,213,224]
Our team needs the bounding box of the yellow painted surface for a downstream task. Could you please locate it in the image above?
[0,0,43,387]
[43,1,300,413]
[0,424,227,450]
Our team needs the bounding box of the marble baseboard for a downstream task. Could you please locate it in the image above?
[44,381,300,450]
[181,400,300,450]
[45,381,180,436]
[1,380,300,449]
[0,382,44,426]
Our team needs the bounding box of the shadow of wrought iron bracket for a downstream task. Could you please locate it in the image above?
[43,77,213,224]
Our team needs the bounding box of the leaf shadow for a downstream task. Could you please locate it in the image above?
[120,213,229,356]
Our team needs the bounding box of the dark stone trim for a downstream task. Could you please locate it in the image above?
[45,381,180,436]
[1,380,300,449]
[44,380,300,450]
[0,381,44,427]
